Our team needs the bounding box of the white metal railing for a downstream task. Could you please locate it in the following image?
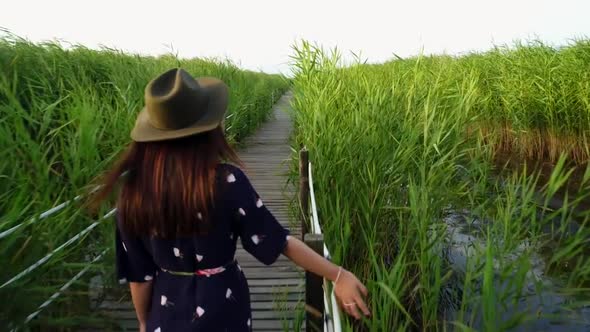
[308,162,342,332]
[2,192,114,329]
[10,248,110,332]
[0,185,102,240]
[1,208,116,289]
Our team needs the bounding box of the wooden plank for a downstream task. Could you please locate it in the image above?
[238,260,298,268]
[240,272,303,279]
[235,92,306,330]
[248,286,303,294]
[92,318,298,332]
[245,279,303,287]
[100,302,302,318]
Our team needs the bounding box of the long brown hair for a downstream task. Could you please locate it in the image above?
[90,126,242,238]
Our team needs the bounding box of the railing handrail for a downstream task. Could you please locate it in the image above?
[10,248,110,332]
[1,208,116,289]
[0,185,102,240]
[307,161,342,332]
[3,201,114,329]
[308,163,331,260]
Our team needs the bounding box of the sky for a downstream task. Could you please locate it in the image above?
[1,0,589,75]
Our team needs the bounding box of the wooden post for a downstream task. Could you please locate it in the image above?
[304,233,325,332]
[299,148,309,239]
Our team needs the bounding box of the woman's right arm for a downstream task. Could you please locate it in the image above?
[282,236,371,320]
[225,166,370,319]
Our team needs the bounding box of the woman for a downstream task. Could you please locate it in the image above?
[92,68,370,331]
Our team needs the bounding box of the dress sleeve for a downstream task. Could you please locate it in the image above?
[115,213,157,283]
[226,165,290,265]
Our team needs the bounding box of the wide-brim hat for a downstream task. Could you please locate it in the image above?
[131,68,229,142]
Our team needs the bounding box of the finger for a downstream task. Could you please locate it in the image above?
[339,298,351,314]
[341,300,353,315]
[342,304,351,316]
[354,295,371,316]
[358,282,369,297]
[351,303,362,320]
[343,304,354,319]
[346,302,361,320]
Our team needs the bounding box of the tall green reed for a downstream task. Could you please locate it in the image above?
[289,40,589,331]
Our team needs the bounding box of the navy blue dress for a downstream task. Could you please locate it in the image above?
[115,164,290,332]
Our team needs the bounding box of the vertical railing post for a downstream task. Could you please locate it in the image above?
[299,148,309,239]
[304,233,325,332]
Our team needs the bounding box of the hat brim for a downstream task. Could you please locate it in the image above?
[130,77,229,142]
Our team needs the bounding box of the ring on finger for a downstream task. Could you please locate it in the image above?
[343,302,356,306]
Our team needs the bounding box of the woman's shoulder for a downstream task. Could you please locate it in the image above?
[216,162,247,182]
[216,162,243,174]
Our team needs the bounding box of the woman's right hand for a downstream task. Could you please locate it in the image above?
[334,268,371,320]
[280,237,371,319]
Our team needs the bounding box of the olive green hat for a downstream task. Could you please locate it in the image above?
[130,68,229,142]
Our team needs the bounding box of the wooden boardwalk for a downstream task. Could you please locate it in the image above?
[96,92,305,331]
[236,91,305,331]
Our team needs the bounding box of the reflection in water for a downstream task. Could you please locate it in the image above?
[442,210,590,331]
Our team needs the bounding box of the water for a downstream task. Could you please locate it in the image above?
[442,210,590,331]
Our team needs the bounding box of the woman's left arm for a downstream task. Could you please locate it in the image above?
[115,213,157,330]
[130,281,153,331]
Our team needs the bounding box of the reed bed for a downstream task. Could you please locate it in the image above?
[385,39,590,163]
[289,40,590,331]
[0,34,289,329]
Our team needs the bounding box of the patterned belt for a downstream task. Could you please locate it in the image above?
[161,259,237,277]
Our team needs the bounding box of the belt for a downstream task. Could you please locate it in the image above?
[161,259,237,277]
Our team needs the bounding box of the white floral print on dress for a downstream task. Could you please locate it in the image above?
[173,247,183,258]
[192,306,205,321]
[247,318,251,327]
[196,254,203,262]
[161,295,174,307]
[226,288,232,299]
[154,328,161,332]
[118,278,127,284]
[251,234,265,245]
[122,242,127,252]
[227,173,236,183]
[238,208,246,216]
[256,198,263,208]
[144,275,153,281]
[197,212,202,220]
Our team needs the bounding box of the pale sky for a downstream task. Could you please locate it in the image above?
[1,0,589,75]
